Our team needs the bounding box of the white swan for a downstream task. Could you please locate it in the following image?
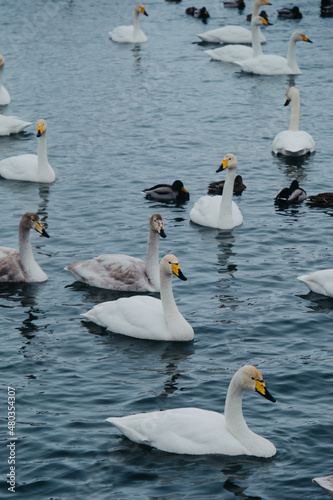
[0,212,49,282]
[106,365,276,457]
[190,153,243,230]
[0,119,55,183]
[82,254,194,341]
[65,214,166,292]
[109,3,148,43]
[272,87,315,156]
[206,15,271,63]
[197,0,271,44]
[0,115,32,136]
[235,31,312,75]
[0,55,10,105]
[297,270,333,298]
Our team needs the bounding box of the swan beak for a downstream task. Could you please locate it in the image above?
[216,159,229,172]
[302,35,312,43]
[36,124,44,137]
[159,227,167,238]
[284,97,291,107]
[262,19,273,25]
[171,263,187,281]
[263,0,271,5]
[141,8,148,16]
[35,221,50,238]
[255,379,276,403]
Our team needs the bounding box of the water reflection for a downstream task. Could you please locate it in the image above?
[216,230,237,274]
[298,292,333,313]
[272,154,312,182]
[222,460,275,499]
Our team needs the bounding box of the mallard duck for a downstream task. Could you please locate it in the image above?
[224,0,245,9]
[277,6,302,19]
[106,365,276,456]
[82,254,194,341]
[0,55,10,105]
[306,193,333,208]
[246,9,269,21]
[142,180,190,203]
[185,6,210,19]
[274,180,306,204]
[272,87,315,156]
[0,212,49,282]
[0,119,55,183]
[190,153,243,230]
[65,214,166,292]
[321,4,333,16]
[0,115,32,136]
[207,174,246,196]
[109,3,148,43]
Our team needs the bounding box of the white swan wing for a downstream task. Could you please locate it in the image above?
[206,45,253,62]
[0,247,26,282]
[0,154,38,181]
[0,115,32,135]
[198,26,265,44]
[109,26,147,43]
[298,269,333,297]
[272,130,315,155]
[190,195,221,228]
[236,54,294,75]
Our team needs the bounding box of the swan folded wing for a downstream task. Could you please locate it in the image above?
[0,154,38,180]
[273,131,315,155]
[236,55,293,75]
[206,45,252,62]
[0,248,25,282]
[298,270,333,297]
[190,196,221,228]
[0,116,32,135]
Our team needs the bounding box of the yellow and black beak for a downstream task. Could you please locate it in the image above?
[284,97,291,107]
[262,18,273,26]
[302,35,312,43]
[255,379,276,403]
[159,227,167,238]
[36,123,44,137]
[35,221,50,238]
[171,262,187,281]
[263,0,271,4]
[141,7,148,16]
[216,158,229,173]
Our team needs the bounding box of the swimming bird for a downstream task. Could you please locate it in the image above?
[0,115,32,136]
[274,180,306,204]
[277,6,302,19]
[313,475,333,497]
[224,0,245,9]
[82,254,194,341]
[246,9,269,21]
[65,214,166,292]
[206,15,271,63]
[142,180,190,203]
[0,212,49,283]
[185,6,210,20]
[207,174,246,196]
[0,119,55,183]
[197,0,271,43]
[235,30,312,75]
[190,153,243,230]
[272,87,315,156]
[109,3,148,43]
[106,365,276,456]
[0,56,10,105]
[306,193,333,208]
[298,269,333,298]
[321,4,333,16]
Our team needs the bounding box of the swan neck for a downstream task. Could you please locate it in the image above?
[160,271,183,332]
[287,36,300,73]
[218,168,236,222]
[19,224,38,279]
[252,0,262,16]
[145,229,160,288]
[251,21,263,57]
[133,10,141,34]
[37,133,49,170]
[224,377,248,436]
[289,93,300,131]
[0,66,3,86]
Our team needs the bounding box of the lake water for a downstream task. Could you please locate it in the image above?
[1,0,333,498]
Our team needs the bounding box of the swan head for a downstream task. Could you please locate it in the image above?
[135,3,148,16]
[172,180,189,196]
[237,366,276,403]
[291,31,312,43]
[216,153,238,173]
[0,55,5,68]
[21,212,50,238]
[150,213,166,238]
[36,119,47,138]
[284,86,299,106]
[161,254,187,281]
[256,0,271,7]
[252,14,272,26]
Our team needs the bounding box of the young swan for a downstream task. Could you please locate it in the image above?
[0,119,55,183]
[0,212,50,282]
[109,3,149,43]
[82,254,194,341]
[66,214,166,292]
[106,365,276,456]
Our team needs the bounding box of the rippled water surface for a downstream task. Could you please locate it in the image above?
[1,0,333,498]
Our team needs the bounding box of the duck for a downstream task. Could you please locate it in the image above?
[246,9,269,21]
[185,6,210,20]
[235,30,312,75]
[65,214,166,292]
[272,87,315,156]
[321,4,333,16]
[206,15,271,63]
[0,212,49,283]
[297,269,333,297]
[82,254,194,341]
[190,153,243,230]
[313,475,333,497]
[0,115,32,136]
[106,365,276,456]
[207,174,246,196]
[109,3,148,44]
[197,0,271,43]
[0,56,10,105]
[306,193,333,208]
[0,119,55,183]
[142,180,190,203]
[274,180,306,204]
[277,6,302,19]
[223,0,245,9]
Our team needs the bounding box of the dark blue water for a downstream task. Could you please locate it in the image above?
[1,0,333,498]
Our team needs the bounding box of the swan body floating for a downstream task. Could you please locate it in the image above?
[190,153,243,230]
[0,115,32,136]
[208,174,246,196]
[142,180,190,203]
[109,3,148,43]
[82,254,194,341]
[277,6,302,19]
[106,365,276,456]
[272,87,315,156]
[197,0,271,43]
[206,15,271,63]
[0,56,10,105]
[235,31,312,75]
[0,119,55,183]
[298,269,333,298]
[185,6,210,20]
[275,180,306,204]
[65,214,166,292]
[313,475,333,497]
[0,212,49,282]
[306,193,333,208]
